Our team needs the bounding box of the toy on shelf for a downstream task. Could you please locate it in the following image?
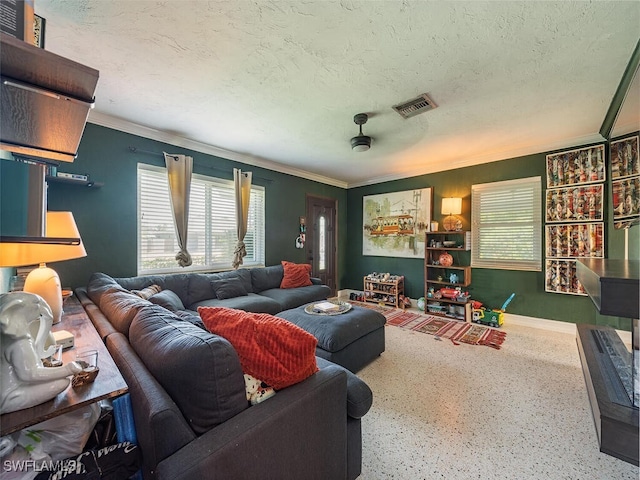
[472,293,515,328]
[438,287,469,301]
[363,273,405,308]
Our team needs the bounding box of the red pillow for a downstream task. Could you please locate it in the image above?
[280,261,312,289]
[199,307,318,390]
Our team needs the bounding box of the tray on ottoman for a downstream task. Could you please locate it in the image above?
[277,302,386,372]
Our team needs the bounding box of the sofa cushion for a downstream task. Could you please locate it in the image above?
[280,261,313,289]
[129,305,247,435]
[214,269,253,293]
[149,290,185,312]
[250,265,284,292]
[189,293,282,315]
[185,274,217,305]
[99,289,150,336]
[211,277,248,300]
[187,270,253,305]
[174,309,206,330]
[115,274,191,306]
[87,272,129,305]
[199,307,318,390]
[258,284,331,312]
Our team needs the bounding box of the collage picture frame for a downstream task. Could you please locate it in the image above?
[545,222,604,259]
[610,135,639,228]
[546,144,606,189]
[545,184,603,223]
[545,259,586,296]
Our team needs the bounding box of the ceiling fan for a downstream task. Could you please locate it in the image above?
[351,113,372,152]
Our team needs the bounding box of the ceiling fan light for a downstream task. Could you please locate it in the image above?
[351,135,371,152]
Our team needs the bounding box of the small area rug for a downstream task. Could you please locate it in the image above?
[353,302,506,349]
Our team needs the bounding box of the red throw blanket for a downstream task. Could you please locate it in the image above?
[199,307,318,390]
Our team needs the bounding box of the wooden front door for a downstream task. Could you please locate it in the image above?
[306,195,337,296]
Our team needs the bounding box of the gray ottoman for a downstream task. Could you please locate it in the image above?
[277,303,386,372]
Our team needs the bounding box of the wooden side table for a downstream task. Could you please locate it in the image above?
[0,295,129,436]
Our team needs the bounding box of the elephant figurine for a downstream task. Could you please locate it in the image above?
[0,292,82,414]
[449,273,459,284]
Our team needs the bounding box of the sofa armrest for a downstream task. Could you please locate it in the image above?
[156,366,348,480]
[316,357,372,419]
[310,277,323,285]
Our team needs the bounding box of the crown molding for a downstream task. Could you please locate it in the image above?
[88,111,607,190]
[87,111,349,189]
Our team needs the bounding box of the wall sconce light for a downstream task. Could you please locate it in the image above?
[441,198,462,231]
[0,211,86,324]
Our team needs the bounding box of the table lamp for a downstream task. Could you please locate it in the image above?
[441,197,462,231]
[0,211,86,324]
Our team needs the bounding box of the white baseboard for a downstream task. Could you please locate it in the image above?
[505,313,577,335]
[337,289,633,345]
[506,313,632,345]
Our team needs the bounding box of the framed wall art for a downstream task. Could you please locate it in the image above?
[610,134,639,229]
[612,176,640,221]
[545,222,604,259]
[610,135,639,179]
[545,142,605,296]
[545,259,586,296]
[546,144,605,188]
[545,184,603,223]
[362,188,432,258]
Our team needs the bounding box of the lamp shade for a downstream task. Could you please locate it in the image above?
[441,198,462,215]
[0,211,86,267]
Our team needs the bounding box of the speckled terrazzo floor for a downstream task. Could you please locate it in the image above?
[356,321,639,480]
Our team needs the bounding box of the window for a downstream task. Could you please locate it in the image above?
[138,164,265,274]
[318,215,326,271]
[471,176,542,271]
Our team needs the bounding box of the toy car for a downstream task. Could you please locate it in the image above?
[471,293,515,328]
[472,308,504,328]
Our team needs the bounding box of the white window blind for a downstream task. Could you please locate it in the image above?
[471,176,542,271]
[138,164,265,274]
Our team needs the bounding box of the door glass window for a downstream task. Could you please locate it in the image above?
[318,215,326,271]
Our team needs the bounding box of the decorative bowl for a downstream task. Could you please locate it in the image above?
[442,241,456,247]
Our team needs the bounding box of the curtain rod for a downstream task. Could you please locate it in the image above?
[128,146,272,183]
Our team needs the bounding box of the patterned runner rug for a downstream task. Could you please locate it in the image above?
[373,305,506,350]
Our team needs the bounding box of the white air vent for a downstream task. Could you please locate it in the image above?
[392,93,437,119]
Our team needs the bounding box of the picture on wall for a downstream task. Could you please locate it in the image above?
[546,144,605,188]
[363,188,432,258]
[545,184,603,223]
[612,176,640,221]
[545,223,604,259]
[545,259,586,296]
[610,135,639,179]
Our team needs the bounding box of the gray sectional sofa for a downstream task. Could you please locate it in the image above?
[113,264,331,315]
[76,267,372,480]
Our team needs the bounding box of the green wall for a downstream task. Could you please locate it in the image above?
[346,144,638,330]
[46,124,637,330]
[46,123,348,289]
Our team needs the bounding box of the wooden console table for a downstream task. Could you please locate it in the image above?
[0,295,129,436]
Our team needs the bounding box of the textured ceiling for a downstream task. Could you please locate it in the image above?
[36,1,640,188]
